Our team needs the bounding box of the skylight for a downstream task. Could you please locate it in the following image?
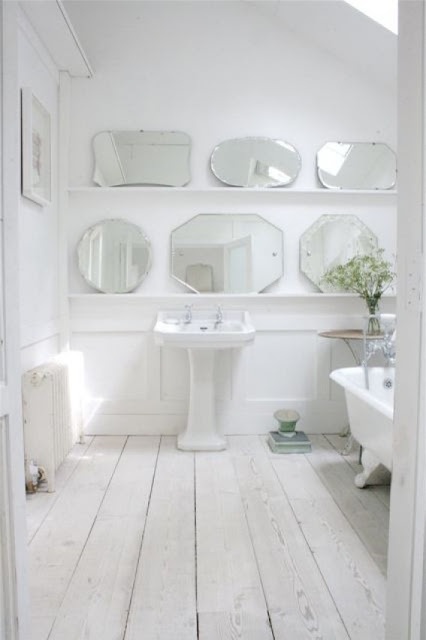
[344,0,398,34]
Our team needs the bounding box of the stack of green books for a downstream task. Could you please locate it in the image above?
[267,430,311,454]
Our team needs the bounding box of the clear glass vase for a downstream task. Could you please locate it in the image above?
[365,297,381,335]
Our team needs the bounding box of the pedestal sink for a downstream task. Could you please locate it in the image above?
[154,309,255,451]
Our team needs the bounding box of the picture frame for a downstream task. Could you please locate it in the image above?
[21,87,51,206]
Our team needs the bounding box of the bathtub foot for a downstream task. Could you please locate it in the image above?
[355,448,391,488]
[340,434,355,456]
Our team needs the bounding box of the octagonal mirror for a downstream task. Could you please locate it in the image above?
[300,214,378,291]
[210,137,301,188]
[171,213,283,293]
[77,218,152,293]
[317,142,396,190]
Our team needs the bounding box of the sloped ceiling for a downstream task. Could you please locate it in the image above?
[20,0,93,77]
[63,0,396,91]
[247,1,396,91]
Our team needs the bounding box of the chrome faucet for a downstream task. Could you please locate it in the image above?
[362,314,396,388]
[183,304,192,324]
[215,304,223,327]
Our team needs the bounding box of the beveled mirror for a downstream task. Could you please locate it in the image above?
[77,219,152,293]
[317,142,396,190]
[210,137,301,187]
[171,213,283,293]
[92,130,191,187]
[300,214,378,291]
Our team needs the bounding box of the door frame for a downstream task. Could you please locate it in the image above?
[386,1,426,638]
[0,1,30,637]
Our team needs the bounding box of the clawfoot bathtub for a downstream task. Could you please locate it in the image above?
[330,367,393,488]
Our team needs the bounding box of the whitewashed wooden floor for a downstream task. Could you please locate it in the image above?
[26,434,390,640]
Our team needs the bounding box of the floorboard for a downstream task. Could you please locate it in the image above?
[47,437,160,640]
[29,436,127,639]
[27,434,389,640]
[271,449,386,640]
[124,437,197,640]
[229,436,350,640]
[196,450,273,639]
[307,435,389,574]
[25,436,94,543]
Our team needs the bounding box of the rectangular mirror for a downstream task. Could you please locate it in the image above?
[317,142,396,190]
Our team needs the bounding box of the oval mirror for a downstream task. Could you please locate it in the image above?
[77,219,152,293]
[300,214,378,291]
[171,213,283,293]
[210,137,301,188]
[93,130,191,187]
[317,142,396,190]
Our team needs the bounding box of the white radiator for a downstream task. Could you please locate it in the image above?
[22,352,84,492]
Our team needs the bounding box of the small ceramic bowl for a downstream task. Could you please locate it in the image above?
[274,409,300,433]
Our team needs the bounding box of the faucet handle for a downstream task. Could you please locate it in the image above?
[184,304,192,323]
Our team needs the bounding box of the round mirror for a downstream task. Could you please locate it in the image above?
[317,142,396,190]
[171,213,283,293]
[300,214,378,291]
[77,219,152,293]
[210,137,301,188]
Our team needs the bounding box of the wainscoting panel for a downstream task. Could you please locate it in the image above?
[72,332,150,402]
[69,295,396,436]
[246,330,317,400]
[159,347,189,401]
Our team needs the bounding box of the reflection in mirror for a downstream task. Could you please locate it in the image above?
[300,214,378,291]
[317,142,396,190]
[171,214,283,293]
[77,219,152,293]
[92,131,191,187]
[210,137,301,188]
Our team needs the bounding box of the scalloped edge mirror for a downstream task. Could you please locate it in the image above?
[92,130,191,187]
[300,214,378,291]
[77,218,152,293]
[210,137,301,188]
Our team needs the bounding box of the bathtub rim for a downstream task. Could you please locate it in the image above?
[330,366,394,421]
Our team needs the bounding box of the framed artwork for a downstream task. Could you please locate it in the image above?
[21,87,51,206]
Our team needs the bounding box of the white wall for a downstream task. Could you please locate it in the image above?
[67,1,396,189]
[18,10,61,372]
[66,1,397,295]
[64,1,397,435]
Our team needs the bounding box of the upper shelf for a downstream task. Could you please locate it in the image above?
[68,186,397,195]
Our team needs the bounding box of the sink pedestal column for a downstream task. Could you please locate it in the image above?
[177,348,226,451]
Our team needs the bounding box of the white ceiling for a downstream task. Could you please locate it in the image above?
[62,0,396,91]
[245,1,396,91]
[20,0,93,77]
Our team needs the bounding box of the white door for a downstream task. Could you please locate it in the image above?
[0,2,29,638]
[386,2,426,638]
[223,235,253,293]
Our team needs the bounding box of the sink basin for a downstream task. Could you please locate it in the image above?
[154,310,255,349]
[153,308,256,451]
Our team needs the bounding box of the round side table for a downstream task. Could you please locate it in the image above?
[318,329,364,365]
[319,329,364,459]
